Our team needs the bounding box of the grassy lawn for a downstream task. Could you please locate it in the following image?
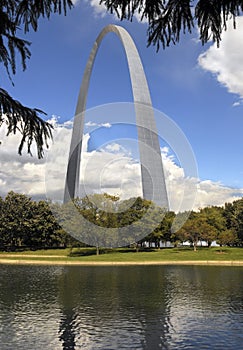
[0,247,243,263]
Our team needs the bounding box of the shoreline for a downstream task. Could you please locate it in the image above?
[0,258,243,266]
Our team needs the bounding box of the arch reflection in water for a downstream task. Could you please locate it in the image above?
[59,308,77,350]
[57,266,171,350]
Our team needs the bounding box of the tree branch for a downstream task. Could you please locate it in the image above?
[0,88,53,158]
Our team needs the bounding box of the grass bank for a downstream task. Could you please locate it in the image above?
[0,247,243,265]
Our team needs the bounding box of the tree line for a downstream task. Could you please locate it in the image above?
[0,191,243,252]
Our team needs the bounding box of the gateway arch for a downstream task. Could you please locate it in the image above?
[64,25,169,208]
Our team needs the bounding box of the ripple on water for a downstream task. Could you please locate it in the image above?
[0,265,242,349]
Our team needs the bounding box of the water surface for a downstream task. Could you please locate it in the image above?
[0,264,242,349]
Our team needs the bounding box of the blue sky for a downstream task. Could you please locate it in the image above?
[1,1,243,210]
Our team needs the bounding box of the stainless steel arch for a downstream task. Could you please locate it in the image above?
[64,25,169,208]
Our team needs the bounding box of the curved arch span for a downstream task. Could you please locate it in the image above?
[64,25,168,208]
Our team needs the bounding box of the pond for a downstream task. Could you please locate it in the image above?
[0,264,242,349]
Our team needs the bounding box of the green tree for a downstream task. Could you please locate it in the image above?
[0,191,35,249]
[216,229,238,249]
[0,196,8,248]
[61,195,166,253]
[176,211,217,251]
[224,198,243,246]
[24,200,64,248]
[146,211,175,248]
[159,211,176,245]
[170,210,191,246]
[52,200,90,248]
[0,0,73,157]
[176,212,200,251]
[176,207,229,250]
[101,0,243,49]
[58,194,120,254]
[198,206,225,246]
[117,197,166,251]
[0,192,72,250]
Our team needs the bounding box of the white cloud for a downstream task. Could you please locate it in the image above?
[160,148,243,211]
[0,120,243,211]
[85,121,97,127]
[198,16,243,101]
[80,148,141,200]
[101,122,111,128]
[232,100,243,107]
[104,143,123,153]
[0,126,46,199]
[85,121,111,128]
[195,180,243,208]
[89,0,107,18]
[72,0,81,5]
[101,142,132,157]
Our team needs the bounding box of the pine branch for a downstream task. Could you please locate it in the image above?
[16,0,74,32]
[100,0,243,48]
[147,0,194,50]
[0,88,53,158]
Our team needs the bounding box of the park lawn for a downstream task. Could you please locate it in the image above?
[68,247,243,262]
[0,248,70,256]
[0,247,243,263]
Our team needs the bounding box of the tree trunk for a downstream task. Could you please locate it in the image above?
[96,245,99,255]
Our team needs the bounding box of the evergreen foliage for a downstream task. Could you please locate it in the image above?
[101,0,243,49]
